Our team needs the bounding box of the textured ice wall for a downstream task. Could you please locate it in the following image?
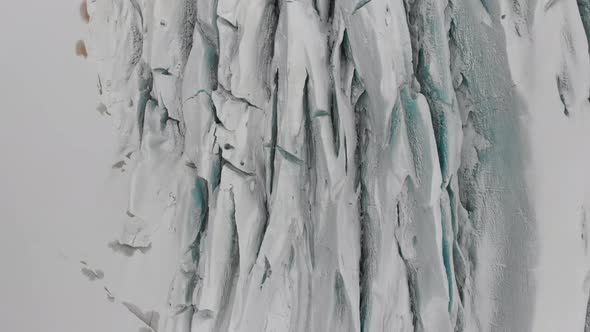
[83,0,590,331]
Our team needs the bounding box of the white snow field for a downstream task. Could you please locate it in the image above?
[8,0,590,331]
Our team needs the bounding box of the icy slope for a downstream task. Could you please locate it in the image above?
[84,0,590,331]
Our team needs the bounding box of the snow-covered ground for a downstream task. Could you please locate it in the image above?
[2,0,590,331]
[0,1,142,331]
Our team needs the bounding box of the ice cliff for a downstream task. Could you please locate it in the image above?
[83,0,590,330]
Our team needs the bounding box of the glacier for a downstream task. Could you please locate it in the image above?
[82,0,590,331]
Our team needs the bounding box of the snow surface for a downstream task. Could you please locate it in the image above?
[79,0,590,331]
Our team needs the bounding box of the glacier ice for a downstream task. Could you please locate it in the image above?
[83,0,590,331]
